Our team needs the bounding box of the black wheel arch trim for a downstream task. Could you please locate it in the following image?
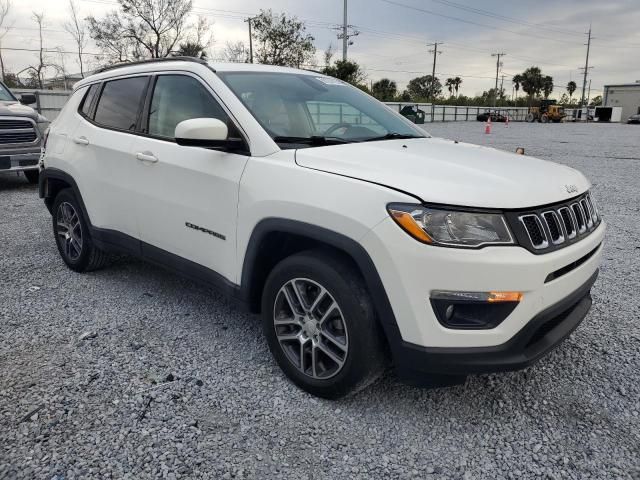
[240,217,405,350]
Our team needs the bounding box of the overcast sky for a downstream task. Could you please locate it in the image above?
[4,0,640,98]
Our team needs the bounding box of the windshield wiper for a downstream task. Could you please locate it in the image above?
[273,135,353,146]
[362,133,423,142]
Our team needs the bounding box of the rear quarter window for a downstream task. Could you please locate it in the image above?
[94,76,149,131]
[79,83,100,118]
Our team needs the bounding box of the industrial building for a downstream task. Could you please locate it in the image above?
[603,82,640,121]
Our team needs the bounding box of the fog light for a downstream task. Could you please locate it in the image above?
[430,290,522,329]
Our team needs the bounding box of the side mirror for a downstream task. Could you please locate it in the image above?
[20,93,37,105]
[175,118,246,153]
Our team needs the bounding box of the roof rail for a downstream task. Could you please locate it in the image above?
[95,56,212,74]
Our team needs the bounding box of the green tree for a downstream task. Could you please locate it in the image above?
[589,95,602,106]
[175,41,206,58]
[322,59,366,86]
[406,75,441,101]
[371,78,397,101]
[251,9,315,67]
[520,67,544,101]
[566,81,577,103]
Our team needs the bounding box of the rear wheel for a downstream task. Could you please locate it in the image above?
[262,250,387,399]
[24,169,39,184]
[526,113,535,122]
[541,114,549,123]
[52,189,108,272]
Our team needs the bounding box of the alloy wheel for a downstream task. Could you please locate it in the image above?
[56,202,83,261]
[273,278,349,379]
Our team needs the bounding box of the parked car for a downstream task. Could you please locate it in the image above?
[0,81,49,183]
[476,110,507,122]
[39,58,605,399]
[627,114,640,124]
[399,105,426,124]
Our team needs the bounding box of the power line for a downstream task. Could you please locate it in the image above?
[428,0,585,37]
[379,0,585,45]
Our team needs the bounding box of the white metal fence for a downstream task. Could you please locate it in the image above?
[384,102,530,122]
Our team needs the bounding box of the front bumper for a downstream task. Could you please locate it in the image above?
[0,151,40,173]
[360,216,605,383]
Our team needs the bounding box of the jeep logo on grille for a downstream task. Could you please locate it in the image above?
[564,184,578,194]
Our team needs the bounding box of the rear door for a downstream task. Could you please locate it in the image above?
[71,75,149,243]
[130,73,249,282]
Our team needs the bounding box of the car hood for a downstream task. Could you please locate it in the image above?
[0,101,38,119]
[294,137,591,209]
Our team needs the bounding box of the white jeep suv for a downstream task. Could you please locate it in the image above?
[39,58,605,399]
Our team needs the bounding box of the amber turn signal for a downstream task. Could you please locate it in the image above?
[487,291,523,303]
[389,209,433,243]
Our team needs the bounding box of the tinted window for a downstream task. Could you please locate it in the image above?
[94,76,148,131]
[80,84,100,117]
[148,75,230,138]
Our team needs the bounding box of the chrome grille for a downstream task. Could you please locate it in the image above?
[512,192,600,253]
[0,118,38,145]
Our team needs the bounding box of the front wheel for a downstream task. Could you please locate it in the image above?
[262,250,387,399]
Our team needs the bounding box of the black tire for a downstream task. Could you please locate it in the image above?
[52,188,108,272]
[262,250,387,399]
[541,114,549,124]
[24,169,39,184]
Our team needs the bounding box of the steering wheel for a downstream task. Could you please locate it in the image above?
[324,123,354,137]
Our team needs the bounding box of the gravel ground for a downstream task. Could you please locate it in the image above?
[1,121,639,480]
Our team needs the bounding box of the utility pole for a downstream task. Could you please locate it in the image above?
[491,52,506,107]
[500,74,505,106]
[245,17,254,63]
[580,26,592,107]
[427,42,442,122]
[335,0,359,61]
[587,78,592,105]
[342,0,348,61]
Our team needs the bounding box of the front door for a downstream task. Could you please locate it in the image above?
[131,73,249,284]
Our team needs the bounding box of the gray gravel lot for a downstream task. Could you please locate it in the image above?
[1,121,639,479]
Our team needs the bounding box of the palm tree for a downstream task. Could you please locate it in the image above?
[453,76,462,97]
[542,75,554,99]
[512,74,523,101]
[566,81,577,104]
[445,77,455,97]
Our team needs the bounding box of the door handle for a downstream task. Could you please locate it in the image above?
[73,136,89,146]
[136,152,158,163]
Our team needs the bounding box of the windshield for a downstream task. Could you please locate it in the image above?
[217,71,427,146]
[0,82,16,102]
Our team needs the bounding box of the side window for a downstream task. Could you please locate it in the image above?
[94,76,148,131]
[79,83,100,118]
[147,75,233,139]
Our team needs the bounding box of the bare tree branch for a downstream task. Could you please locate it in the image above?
[63,0,87,78]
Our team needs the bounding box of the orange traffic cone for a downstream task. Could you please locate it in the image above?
[485,117,492,134]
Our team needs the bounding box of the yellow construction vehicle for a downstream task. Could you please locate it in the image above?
[526,100,566,123]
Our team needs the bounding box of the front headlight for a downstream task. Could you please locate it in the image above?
[387,203,514,248]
